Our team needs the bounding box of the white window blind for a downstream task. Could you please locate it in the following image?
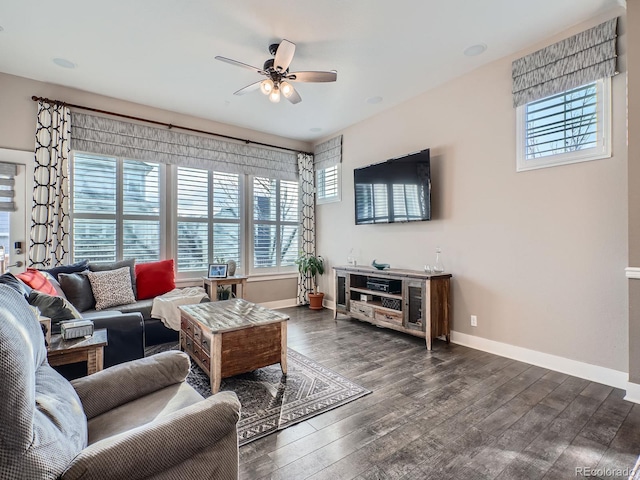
[314,135,342,205]
[72,154,117,262]
[0,163,17,212]
[212,172,241,266]
[177,167,209,272]
[123,160,160,262]
[72,153,161,263]
[252,177,298,271]
[316,164,340,203]
[176,167,242,274]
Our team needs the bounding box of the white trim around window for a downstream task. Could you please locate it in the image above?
[516,78,611,172]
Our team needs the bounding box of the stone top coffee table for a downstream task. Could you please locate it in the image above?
[178,299,289,393]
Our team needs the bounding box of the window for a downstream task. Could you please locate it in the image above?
[516,78,611,172]
[252,177,299,272]
[71,153,300,278]
[72,153,162,264]
[176,167,242,274]
[316,164,340,204]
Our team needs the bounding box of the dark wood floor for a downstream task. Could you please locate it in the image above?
[239,306,640,480]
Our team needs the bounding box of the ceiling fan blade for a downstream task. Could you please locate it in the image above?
[215,56,263,74]
[274,39,296,72]
[285,86,302,104]
[288,70,337,83]
[233,81,262,96]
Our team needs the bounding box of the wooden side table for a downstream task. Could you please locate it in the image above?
[202,275,248,301]
[47,329,108,375]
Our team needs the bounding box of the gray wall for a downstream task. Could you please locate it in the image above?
[316,9,629,373]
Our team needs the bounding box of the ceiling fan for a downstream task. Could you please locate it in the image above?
[215,39,337,104]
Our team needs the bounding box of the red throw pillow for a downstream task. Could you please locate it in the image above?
[135,259,175,300]
[17,269,58,296]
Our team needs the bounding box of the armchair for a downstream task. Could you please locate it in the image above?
[0,286,241,480]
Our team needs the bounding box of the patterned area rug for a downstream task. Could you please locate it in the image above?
[146,343,371,446]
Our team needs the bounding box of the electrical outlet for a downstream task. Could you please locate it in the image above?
[470,315,478,327]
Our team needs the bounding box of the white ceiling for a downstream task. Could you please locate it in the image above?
[0,0,624,142]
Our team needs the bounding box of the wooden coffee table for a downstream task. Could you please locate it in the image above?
[178,299,289,393]
[47,329,108,375]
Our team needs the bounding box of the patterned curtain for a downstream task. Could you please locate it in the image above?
[297,152,315,305]
[29,101,71,268]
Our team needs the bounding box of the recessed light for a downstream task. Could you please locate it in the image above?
[310,127,323,132]
[52,58,76,69]
[0,26,4,33]
[366,96,383,104]
[464,44,487,57]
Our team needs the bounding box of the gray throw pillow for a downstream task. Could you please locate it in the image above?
[28,290,82,325]
[0,272,32,299]
[89,259,136,297]
[58,272,95,312]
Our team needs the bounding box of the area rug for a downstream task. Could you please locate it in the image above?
[146,343,371,446]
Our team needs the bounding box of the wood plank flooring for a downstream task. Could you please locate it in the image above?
[239,307,640,480]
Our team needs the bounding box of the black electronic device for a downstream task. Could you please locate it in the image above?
[366,277,402,294]
[354,149,431,225]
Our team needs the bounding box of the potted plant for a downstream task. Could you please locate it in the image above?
[295,253,325,310]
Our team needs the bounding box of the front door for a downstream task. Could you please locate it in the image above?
[0,148,33,273]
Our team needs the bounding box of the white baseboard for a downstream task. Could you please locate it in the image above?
[258,298,298,309]
[450,330,629,391]
[625,267,640,279]
[624,382,640,404]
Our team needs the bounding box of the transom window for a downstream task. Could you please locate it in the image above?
[316,164,340,204]
[516,78,611,171]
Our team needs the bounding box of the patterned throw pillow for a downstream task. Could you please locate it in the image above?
[86,267,136,310]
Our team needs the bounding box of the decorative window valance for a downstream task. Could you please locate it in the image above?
[313,135,343,170]
[0,162,17,212]
[70,113,299,181]
[512,17,618,107]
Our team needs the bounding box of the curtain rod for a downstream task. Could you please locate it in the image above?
[31,95,310,155]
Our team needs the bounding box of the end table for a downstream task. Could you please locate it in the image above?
[47,329,108,375]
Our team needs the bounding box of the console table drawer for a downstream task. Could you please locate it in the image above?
[350,301,374,318]
[375,309,403,326]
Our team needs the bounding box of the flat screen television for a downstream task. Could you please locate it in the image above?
[354,149,431,225]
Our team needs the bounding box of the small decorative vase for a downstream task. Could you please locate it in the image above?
[226,259,237,277]
[433,248,444,274]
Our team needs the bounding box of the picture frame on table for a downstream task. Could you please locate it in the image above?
[208,263,228,278]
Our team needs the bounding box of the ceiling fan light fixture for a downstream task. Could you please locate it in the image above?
[260,79,274,95]
[269,86,281,103]
[280,81,294,98]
